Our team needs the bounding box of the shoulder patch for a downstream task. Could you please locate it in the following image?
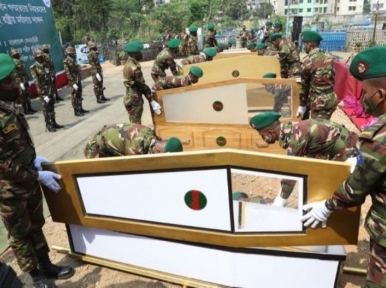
[3,123,17,134]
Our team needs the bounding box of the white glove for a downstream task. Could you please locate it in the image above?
[150,100,162,115]
[295,77,301,83]
[34,156,50,171]
[38,171,62,193]
[297,106,307,118]
[144,43,150,49]
[43,96,50,103]
[96,73,102,81]
[20,83,25,90]
[345,157,357,173]
[272,195,287,207]
[301,200,333,229]
[73,84,79,90]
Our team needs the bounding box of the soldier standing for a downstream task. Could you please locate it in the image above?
[262,21,273,44]
[204,23,218,48]
[40,44,64,103]
[261,72,291,113]
[63,46,89,117]
[249,111,359,207]
[186,25,199,56]
[297,31,338,121]
[30,50,63,132]
[0,53,75,288]
[123,41,162,124]
[10,48,37,114]
[151,39,181,83]
[87,42,110,104]
[238,25,250,48]
[151,66,203,91]
[84,123,183,158]
[180,47,217,66]
[301,46,386,287]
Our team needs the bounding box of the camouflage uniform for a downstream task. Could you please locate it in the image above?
[63,55,84,115]
[204,31,217,48]
[263,28,275,50]
[42,50,61,102]
[123,56,153,124]
[0,100,49,272]
[299,48,338,120]
[151,75,192,91]
[239,29,250,48]
[151,48,179,83]
[324,114,386,287]
[186,34,199,56]
[180,53,206,66]
[13,57,34,114]
[84,123,160,158]
[279,118,359,199]
[179,31,189,57]
[277,38,301,79]
[264,83,291,114]
[87,49,105,103]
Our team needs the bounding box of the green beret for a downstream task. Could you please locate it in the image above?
[0,54,16,81]
[249,112,281,131]
[262,73,277,78]
[189,66,203,78]
[228,38,236,45]
[232,192,249,200]
[247,43,256,49]
[266,21,273,26]
[217,43,227,50]
[189,25,198,32]
[203,47,217,57]
[256,43,267,50]
[349,46,386,80]
[207,23,215,30]
[301,31,323,43]
[273,22,283,28]
[270,33,283,41]
[166,39,181,49]
[124,41,144,53]
[164,137,183,153]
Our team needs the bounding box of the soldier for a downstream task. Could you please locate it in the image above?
[300,46,386,287]
[40,44,64,103]
[180,47,217,66]
[179,28,189,57]
[247,42,257,52]
[10,48,37,114]
[238,25,250,48]
[273,22,284,34]
[151,66,203,91]
[87,42,110,104]
[186,25,199,56]
[0,53,75,288]
[256,43,268,56]
[204,23,218,48]
[270,33,301,79]
[123,41,162,124]
[151,39,181,83]
[30,49,63,132]
[84,123,183,158]
[262,21,273,44]
[216,43,227,53]
[227,38,236,49]
[297,31,338,121]
[261,72,291,113]
[63,46,89,117]
[249,111,359,207]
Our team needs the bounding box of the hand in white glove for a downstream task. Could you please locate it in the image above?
[150,100,162,115]
[96,73,102,82]
[272,195,287,207]
[297,106,307,118]
[345,157,357,173]
[20,83,25,91]
[295,77,301,83]
[38,171,62,193]
[144,43,150,49]
[43,96,50,103]
[73,83,79,90]
[34,156,50,171]
[301,200,333,229]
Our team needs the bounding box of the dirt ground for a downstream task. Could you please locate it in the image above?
[0,51,370,288]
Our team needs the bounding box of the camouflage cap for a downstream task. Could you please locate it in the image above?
[349,46,386,80]
[10,48,20,56]
[301,30,323,43]
[249,112,281,131]
[266,21,273,26]
[164,137,183,153]
[262,73,277,78]
[207,23,215,30]
[41,44,49,51]
[0,54,16,81]
[189,66,203,78]
[66,46,76,54]
[124,41,144,53]
[33,49,43,58]
[189,25,198,32]
[270,33,283,41]
[166,38,181,49]
[203,47,217,57]
[273,22,283,28]
[228,38,236,45]
[232,192,249,200]
[256,42,267,50]
[247,43,256,49]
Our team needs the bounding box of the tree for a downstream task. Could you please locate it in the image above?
[151,1,190,33]
[255,2,274,19]
[363,0,371,14]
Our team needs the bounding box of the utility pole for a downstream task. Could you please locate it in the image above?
[372,0,380,45]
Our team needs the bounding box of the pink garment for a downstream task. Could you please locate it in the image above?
[361,117,378,130]
[343,95,371,119]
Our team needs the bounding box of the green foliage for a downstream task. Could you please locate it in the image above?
[363,0,371,14]
[188,0,208,26]
[254,3,274,19]
[118,50,127,60]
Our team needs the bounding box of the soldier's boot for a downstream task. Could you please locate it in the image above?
[94,88,105,104]
[22,102,31,115]
[44,115,56,133]
[29,269,57,288]
[97,96,105,104]
[38,255,75,280]
[52,117,64,129]
[27,101,38,113]
[80,103,89,113]
[100,87,110,101]
[74,107,84,117]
